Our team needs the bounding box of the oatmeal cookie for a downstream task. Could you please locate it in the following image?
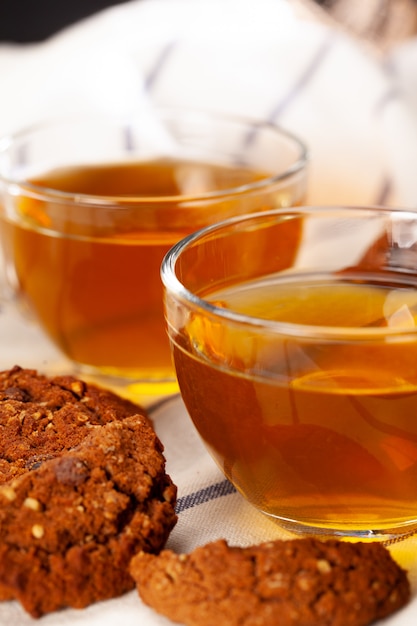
[130,537,410,626]
[0,414,177,617]
[0,367,177,617]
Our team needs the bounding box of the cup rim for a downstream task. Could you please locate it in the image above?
[0,107,308,206]
[161,204,417,340]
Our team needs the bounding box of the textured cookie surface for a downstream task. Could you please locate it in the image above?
[0,367,177,617]
[130,537,410,626]
[0,365,145,484]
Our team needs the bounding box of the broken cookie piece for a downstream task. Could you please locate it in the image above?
[130,537,410,626]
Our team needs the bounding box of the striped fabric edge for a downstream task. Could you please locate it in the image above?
[175,478,237,514]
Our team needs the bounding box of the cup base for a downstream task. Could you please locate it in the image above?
[263,512,417,543]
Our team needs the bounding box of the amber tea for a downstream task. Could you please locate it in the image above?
[173,274,417,536]
[5,157,304,386]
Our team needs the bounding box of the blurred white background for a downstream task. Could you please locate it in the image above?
[1,0,417,207]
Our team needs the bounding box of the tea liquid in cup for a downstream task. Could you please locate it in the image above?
[162,206,417,539]
[0,109,307,399]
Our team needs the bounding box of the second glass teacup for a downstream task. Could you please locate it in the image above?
[162,205,417,540]
[0,107,307,400]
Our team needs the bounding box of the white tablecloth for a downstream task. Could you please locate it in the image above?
[1,0,417,208]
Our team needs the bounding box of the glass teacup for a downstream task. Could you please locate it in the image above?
[0,108,308,402]
[162,205,417,539]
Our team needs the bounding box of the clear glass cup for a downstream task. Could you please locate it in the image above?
[0,108,307,402]
[162,205,417,540]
